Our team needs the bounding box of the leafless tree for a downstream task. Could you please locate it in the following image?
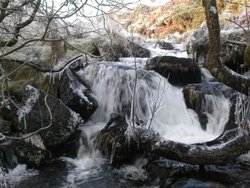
[0,0,133,58]
[0,0,134,139]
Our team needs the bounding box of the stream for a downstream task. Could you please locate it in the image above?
[2,39,250,188]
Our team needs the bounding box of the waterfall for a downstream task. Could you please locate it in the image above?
[77,61,230,144]
[3,61,232,187]
[61,60,230,185]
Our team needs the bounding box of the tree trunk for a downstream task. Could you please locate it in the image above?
[203,0,250,96]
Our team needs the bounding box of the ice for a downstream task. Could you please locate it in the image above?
[16,86,40,128]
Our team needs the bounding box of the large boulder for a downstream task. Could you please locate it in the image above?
[95,115,137,165]
[145,56,201,86]
[93,32,151,61]
[95,114,160,166]
[183,82,236,131]
[59,68,98,121]
[13,137,50,168]
[155,41,175,50]
[186,27,208,64]
[0,139,17,170]
[2,85,83,150]
[66,32,150,61]
[187,28,247,73]
[220,31,246,73]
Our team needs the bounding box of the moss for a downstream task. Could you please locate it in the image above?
[8,79,33,98]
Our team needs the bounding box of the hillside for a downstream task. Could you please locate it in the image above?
[117,0,248,39]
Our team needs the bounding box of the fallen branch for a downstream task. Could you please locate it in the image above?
[132,126,250,165]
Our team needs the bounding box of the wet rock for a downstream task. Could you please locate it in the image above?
[187,28,247,73]
[0,139,17,170]
[155,41,175,50]
[1,85,83,150]
[95,115,137,165]
[59,68,98,121]
[145,56,201,86]
[183,82,235,131]
[96,114,160,166]
[52,129,81,158]
[0,119,12,134]
[220,31,247,73]
[186,27,208,64]
[13,138,50,168]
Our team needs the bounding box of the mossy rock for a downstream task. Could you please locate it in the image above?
[94,32,150,61]
[67,38,101,57]
[8,79,33,100]
[0,59,60,98]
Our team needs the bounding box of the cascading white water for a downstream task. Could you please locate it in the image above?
[2,61,231,187]
[77,61,230,144]
[61,60,230,185]
[61,123,106,185]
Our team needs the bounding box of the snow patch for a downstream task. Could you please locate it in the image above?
[69,110,83,127]
[25,134,45,150]
[17,85,40,123]
[69,80,91,104]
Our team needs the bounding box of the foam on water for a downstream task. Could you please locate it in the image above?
[2,164,38,186]
[61,122,106,185]
[115,157,148,181]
